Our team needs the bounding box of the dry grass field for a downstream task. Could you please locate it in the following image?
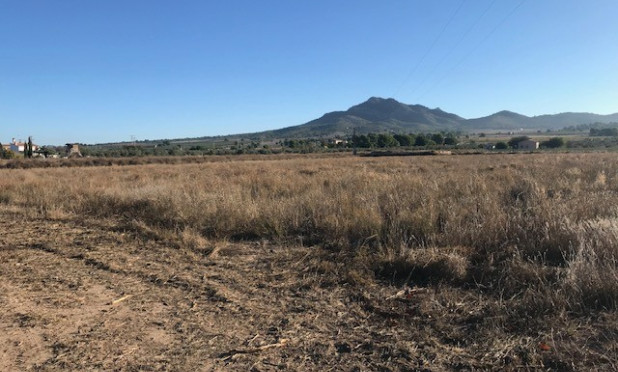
[1,152,617,371]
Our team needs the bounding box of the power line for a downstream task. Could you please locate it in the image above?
[393,0,467,97]
[409,0,498,101]
[417,0,527,101]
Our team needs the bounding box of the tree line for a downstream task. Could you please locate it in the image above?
[561,122,618,135]
[351,132,458,148]
[589,127,618,137]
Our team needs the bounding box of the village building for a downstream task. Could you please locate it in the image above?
[10,139,25,153]
[517,139,539,150]
[9,138,38,153]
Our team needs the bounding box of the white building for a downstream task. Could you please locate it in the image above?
[9,138,38,153]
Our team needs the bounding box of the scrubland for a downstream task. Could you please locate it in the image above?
[1,153,617,370]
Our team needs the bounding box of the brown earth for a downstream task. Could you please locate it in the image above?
[1,207,616,371]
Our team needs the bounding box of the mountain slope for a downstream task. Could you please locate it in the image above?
[265,97,465,138]
[465,110,531,130]
[180,97,618,143]
[465,111,618,130]
[530,112,618,129]
[260,97,618,139]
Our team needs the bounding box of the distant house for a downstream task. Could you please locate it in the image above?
[517,139,539,150]
[9,138,38,153]
[10,139,25,153]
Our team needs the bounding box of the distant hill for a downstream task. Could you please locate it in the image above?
[528,112,618,129]
[464,110,531,130]
[260,97,464,138]
[466,110,618,131]
[256,97,618,139]
[102,97,618,145]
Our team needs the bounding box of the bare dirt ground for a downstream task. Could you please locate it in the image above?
[1,208,616,371]
[0,209,421,371]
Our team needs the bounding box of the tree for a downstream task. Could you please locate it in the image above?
[414,135,428,146]
[393,134,413,147]
[431,133,444,145]
[40,146,57,158]
[376,133,398,148]
[495,142,508,150]
[367,133,378,148]
[352,134,371,148]
[541,137,565,148]
[23,136,33,158]
[0,143,15,159]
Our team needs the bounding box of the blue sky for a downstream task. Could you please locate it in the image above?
[1,0,617,145]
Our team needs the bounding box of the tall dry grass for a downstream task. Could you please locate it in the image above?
[2,152,618,313]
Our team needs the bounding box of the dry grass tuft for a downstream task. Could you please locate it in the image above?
[376,247,469,286]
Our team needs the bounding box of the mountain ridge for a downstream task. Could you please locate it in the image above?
[253,97,618,139]
[262,97,464,139]
[136,97,618,145]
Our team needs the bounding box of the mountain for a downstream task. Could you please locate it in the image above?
[150,98,618,146]
[465,110,531,130]
[254,97,618,139]
[466,111,618,131]
[263,97,465,138]
[528,112,618,129]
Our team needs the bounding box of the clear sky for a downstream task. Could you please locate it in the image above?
[1,0,617,145]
